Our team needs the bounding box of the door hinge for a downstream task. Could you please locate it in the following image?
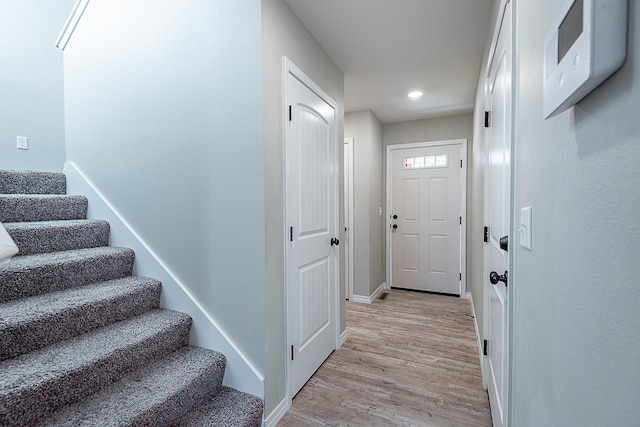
[291,345,294,361]
[484,111,490,128]
[483,339,488,356]
[484,226,489,243]
[460,216,462,225]
[289,226,293,242]
[460,159,463,168]
[288,105,292,122]
[459,272,462,281]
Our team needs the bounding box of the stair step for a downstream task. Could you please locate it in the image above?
[0,309,192,427]
[4,220,110,256]
[36,346,226,427]
[0,170,66,195]
[0,276,162,361]
[0,194,88,222]
[171,386,264,427]
[0,247,135,303]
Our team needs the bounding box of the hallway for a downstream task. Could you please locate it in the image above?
[279,289,491,426]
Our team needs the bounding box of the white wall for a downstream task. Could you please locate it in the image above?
[262,0,344,419]
[0,0,74,171]
[508,0,640,424]
[63,0,265,381]
[344,110,384,298]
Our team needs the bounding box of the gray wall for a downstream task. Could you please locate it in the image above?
[344,110,384,298]
[63,0,265,378]
[0,0,74,171]
[508,0,640,424]
[383,114,474,288]
[262,0,345,418]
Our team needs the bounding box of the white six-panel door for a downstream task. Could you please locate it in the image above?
[285,60,338,398]
[390,143,462,295]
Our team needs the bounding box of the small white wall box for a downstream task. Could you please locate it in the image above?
[543,0,628,119]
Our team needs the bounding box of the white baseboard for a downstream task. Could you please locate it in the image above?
[63,161,264,398]
[263,396,289,427]
[468,291,486,388]
[339,329,349,348]
[351,282,387,304]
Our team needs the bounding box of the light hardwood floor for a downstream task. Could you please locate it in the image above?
[278,289,492,426]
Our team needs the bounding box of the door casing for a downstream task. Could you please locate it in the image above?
[344,137,354,301]
[385,139,468,297]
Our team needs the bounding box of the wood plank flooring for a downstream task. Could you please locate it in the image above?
[278,289,492,426]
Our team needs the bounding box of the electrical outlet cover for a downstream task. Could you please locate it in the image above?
[17,136,28,150]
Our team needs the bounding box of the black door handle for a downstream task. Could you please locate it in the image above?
[489,270,508,287]
[331,237,340,246]
[392,214,398,220]
[392,224,398,229]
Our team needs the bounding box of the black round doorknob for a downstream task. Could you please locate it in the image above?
[489,270,508,286]
[393,215,398,220]
[392,224,398,229]
[331,237,340,246]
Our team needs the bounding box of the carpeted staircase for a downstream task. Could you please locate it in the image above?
[0,170,263,426]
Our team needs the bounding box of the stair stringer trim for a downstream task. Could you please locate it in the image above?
[63,161,264,398]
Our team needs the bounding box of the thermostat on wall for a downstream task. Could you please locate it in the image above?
[543,0,628,119]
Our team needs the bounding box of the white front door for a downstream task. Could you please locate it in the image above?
[285,60,338,397]
[389,143,462,295]
[484,2,512,426]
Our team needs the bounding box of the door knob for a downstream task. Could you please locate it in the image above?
[489,270,508,287]
[331,237,340,246]
[392,224,398,229]
[392,214,398,220]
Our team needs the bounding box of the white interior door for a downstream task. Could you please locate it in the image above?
[286,61,338,397]
[390,143,462,295]
[484,2,512,426]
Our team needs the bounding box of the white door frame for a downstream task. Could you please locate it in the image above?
[344,137,354,301]
[482,0,515,425]
[385,139,468,297]
[283,57,341,403]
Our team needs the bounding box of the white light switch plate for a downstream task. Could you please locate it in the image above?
[520,207,532,250]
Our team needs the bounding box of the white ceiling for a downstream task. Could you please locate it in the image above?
[283,0,494,124]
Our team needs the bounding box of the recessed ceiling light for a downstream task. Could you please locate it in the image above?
[408,90,423,98]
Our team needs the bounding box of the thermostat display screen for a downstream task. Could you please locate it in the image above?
[558,0,583,63]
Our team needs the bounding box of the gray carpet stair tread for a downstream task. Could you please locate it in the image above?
[171,386,264,427]
[37,346,227,427]
[0,169,264,425]
[0,309,192,427]
[0,170,66,194]
[0,194,88,222]
[4,219,110,255]
[0,276,162,360]
[0,246,135,303]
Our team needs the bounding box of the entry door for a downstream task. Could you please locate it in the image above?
[286,63,338,397]
[484,2,512,426]
[390,143,461,295]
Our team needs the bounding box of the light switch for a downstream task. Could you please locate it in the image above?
[17,136,28,150]
[520,207,532,250]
